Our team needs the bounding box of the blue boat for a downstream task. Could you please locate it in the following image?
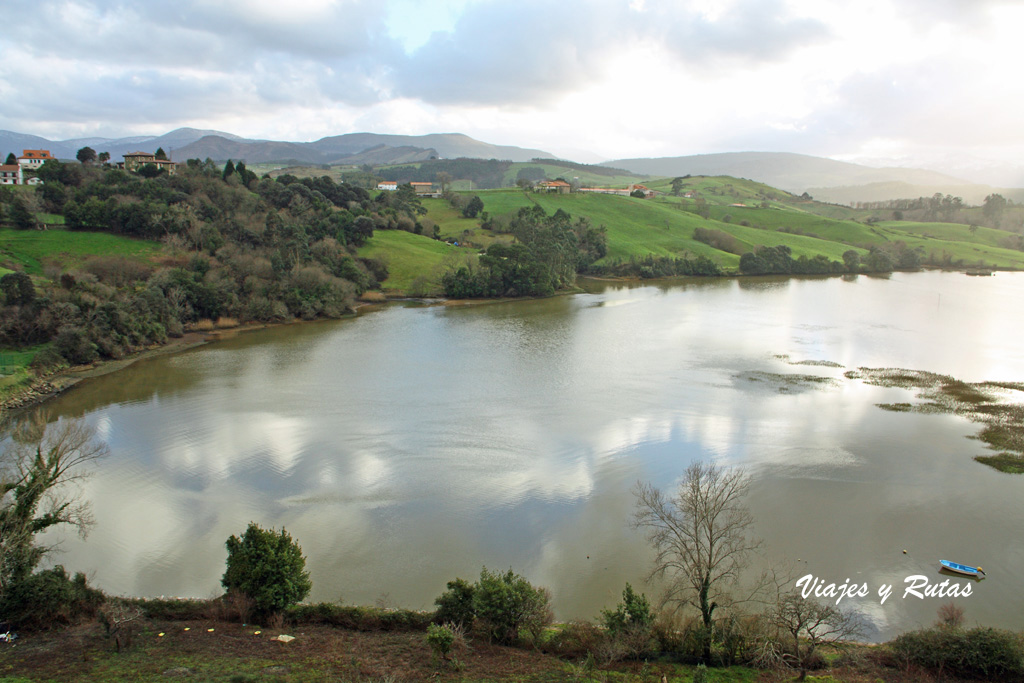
[940,560,985,577]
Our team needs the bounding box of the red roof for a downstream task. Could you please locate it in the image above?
[20,149,53,159]
[0,164,19,171]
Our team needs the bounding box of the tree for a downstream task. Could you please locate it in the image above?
[671,177,685,196]
[222,159,236,181]
[222,522,312,621]
[983,193,1007,224]
[7,197,35,230]
[463,195,484,219]
[842,250,860,273]
[0,271,36,304]
[155,147,168,161]
[436,171,453,193]
[633,462,761,663]
[76,146,97,165]
[771,594,863,680]
[4,153,16,166]
[1,418,108,599]
[98,151,110,165]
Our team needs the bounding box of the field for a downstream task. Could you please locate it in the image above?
[357,229,467,295]
[349,176,1024,294]
[0,228,164,275]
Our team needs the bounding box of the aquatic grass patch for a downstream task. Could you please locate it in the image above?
[736,371,839,394]
[854,368,1024,473]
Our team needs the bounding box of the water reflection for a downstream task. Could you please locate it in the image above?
[35,272,1024,638]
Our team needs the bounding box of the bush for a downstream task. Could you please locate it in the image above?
[890,625,1024,679]
[426,622,455,660]
[600,583,654,660]
[434,577,476,627]
[0,565,104,630]
[221,523,312,622]
[472,567,552,646]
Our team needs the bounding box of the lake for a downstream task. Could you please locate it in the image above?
[37,271,1024,640]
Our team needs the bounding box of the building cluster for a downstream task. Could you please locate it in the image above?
[1,148,182,186]
[376,178,655,198]
[117,151,178,175]
[0,149,55,185]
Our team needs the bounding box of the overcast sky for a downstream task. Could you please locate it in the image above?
[2,0,1023,166]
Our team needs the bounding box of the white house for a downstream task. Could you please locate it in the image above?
[0,165,21,185]
[376,181,398,191]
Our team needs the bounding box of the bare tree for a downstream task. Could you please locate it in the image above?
[0,417,107,597]
[633,462,761,662]
[771,594,863,680]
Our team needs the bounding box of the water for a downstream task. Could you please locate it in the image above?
[33,271,1024,639]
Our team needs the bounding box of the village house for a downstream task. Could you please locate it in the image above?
[118,151,179,175]
[578,183,654,198]
[0,165,21,185]
[537,180,571,194]
[410,181,440,197]
[376,181,398,191]
[18,149,54,171]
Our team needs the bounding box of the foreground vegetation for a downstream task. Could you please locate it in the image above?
[4,423,1021,682]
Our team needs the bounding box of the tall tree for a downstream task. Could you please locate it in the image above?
[4,153,15,166]
[634,462,761,663]
[671,177,685,196]
[983,193,1007,224]
[155,147,168,161]
[98,151,110,165]
[76,146,97,165]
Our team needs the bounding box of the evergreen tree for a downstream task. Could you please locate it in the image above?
[222,159,236,181]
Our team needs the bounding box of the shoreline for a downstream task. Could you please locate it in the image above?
[1,268,1017,414]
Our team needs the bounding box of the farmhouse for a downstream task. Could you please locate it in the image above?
[376,181,398,191]
[18,149,54,170]
[410,181,440,197]
[0,165,21,185]
[119,151,179,175]
[537,180,571,194]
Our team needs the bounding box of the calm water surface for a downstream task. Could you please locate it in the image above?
[39,271,1024,639]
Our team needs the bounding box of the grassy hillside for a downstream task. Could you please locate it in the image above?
[0,228,164,275]
[349,176,1024,294]
[357,229,466,294]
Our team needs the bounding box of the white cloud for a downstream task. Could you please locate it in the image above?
[1,0,1023,164]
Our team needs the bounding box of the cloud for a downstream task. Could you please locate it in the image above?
[393,0,829,106]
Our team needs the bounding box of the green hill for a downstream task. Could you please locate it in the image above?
[356,176,1024,294]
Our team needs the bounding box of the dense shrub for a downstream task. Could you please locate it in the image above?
[285,603,432,631]
[890,625,1024,679]
[434,577,476,627]
[472,567,552,646]
[426,622,456,660]
[221,523,312,622]
[0,565,104,630]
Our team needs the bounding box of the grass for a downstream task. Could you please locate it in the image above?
[357,230,466,294]
[0,228,163,275]
[855,368,1024,473]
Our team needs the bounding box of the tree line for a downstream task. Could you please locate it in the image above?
[0,156,440,368]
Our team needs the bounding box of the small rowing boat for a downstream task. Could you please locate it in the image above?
[940,560,985,577]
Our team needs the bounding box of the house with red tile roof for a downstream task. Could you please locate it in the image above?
[119,151,179,175]
[0,164,22,185]
[538,180,571,194]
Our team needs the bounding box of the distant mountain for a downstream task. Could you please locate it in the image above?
[0,129,553,165]
[602,152,974,195]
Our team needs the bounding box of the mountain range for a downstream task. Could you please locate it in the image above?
[0,129,552,166]
[1,128,1020,204]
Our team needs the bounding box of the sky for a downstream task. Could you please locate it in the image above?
[2,0,1024,170]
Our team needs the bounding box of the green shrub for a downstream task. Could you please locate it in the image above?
[285,603,432,631]
[472,567,552,646]
[426,623,455,660]
[890,625,1024,679]
[601,583,653,635]
[434,577,476,627]
[0,565,104,630]
[221,523,312,622]
[600,583,654,659]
